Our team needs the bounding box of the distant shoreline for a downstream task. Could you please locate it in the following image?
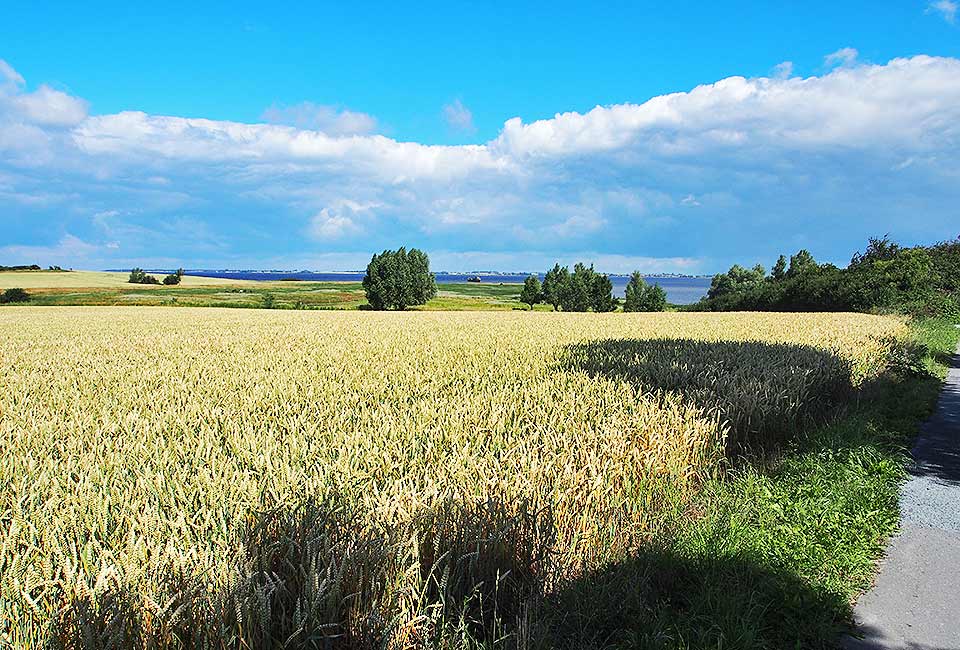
[104,268,714,279]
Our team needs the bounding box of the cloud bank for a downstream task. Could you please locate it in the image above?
[2,55,960,272]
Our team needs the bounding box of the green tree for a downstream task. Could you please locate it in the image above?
[772,255,787,280]
[591,273,618,312]
[851,235,900,267]
[519,274,542,310]
[163,272,182,285]
[623,271,646,312]
[623,272,667,312]
[542,264,569,311]
[647,283,668,311]
[362,247,437,310]
[562,263,594,312]
[708,264,765,299]
[787,250,817,277]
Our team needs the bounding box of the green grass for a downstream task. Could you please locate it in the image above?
[7,281,542,311]
[436,282,525,298]
[553,317,960,648]
[2,275,693,312]
[18,282,362,308]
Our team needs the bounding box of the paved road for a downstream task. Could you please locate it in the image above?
[843,339,960,650]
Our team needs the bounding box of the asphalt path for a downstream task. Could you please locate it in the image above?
[843,337,960,650]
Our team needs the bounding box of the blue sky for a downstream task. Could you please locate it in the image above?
[2,1,960,273]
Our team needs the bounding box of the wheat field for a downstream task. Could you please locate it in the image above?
[0,308,907,648]
[0,271,252,290]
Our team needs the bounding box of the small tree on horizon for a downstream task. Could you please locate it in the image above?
[787,250,817,277]
[623,271,667,312]
[541,264,569,311]
[520,274,542,310]
[362,247,437,310]
[772,255,787,280]
[590,273,618,312]
[562,263,594,312]
[645,283,668,311]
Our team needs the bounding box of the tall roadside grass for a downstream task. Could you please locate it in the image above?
[0,309,910,648]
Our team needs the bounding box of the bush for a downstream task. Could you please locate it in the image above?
[695,236,960,317]
[362,247,437,310]
[0,288,30,304]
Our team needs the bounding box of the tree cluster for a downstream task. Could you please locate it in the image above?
[128,268,184,285]
[163,269,185,285]
[518,264,667,312]
[362,248,437,310]
[0,265,66,271]
[128,268,160,285]
[526,263,616,312]
[0,288,30,304]
[623,272,668,312]
[697,236,960,317]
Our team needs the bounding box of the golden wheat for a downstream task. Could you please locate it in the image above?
[0,308,906,647]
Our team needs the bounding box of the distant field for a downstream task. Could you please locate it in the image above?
[0,269,253,289]
[0,308,909,647]
[3,274,537,310]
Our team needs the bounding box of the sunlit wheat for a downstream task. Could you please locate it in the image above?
[0,308,906,648]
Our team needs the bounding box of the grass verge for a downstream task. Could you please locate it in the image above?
[571,317,960,648]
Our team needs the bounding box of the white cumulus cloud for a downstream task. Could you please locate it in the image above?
[0,60,88,127]
[308,200,379,239]
[2,55,960,271]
